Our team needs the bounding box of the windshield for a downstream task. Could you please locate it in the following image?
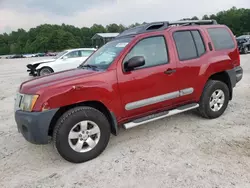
[80,37,132,70]
[55,50,68,59]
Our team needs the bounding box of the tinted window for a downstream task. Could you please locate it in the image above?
[207,28,235,50]
[124,36,168,69]
[173,31,197,61]
[191,30,206,56]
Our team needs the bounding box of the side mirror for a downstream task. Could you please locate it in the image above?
[124,56,145,72]
[62,56,68,60]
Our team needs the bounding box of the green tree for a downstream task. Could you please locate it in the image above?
[202,15,210,20]
[106,23,124,32]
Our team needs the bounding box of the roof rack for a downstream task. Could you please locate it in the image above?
[168,19,217,26]
[115,20,217,38]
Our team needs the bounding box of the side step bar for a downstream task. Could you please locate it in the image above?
[123,103,199,129]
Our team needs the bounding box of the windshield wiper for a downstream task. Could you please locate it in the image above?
[78,64,98,70]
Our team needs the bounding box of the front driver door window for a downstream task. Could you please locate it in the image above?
[123,36,168,69]
[66,51,81,58]
[57,50,81,71]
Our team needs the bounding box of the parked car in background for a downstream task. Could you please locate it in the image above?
[45,52,57,56]
[236,35,250,54]
[10,54,25,59]
[26,48,97,76]
[23,54,34,58]
[34,53,46,57]
[15,20,243,163]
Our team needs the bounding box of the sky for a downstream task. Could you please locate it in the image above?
[0,0,249,34]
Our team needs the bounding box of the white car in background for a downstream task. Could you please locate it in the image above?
[26,48,97,76]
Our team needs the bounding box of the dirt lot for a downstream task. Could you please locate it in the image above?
[0,55,250,188]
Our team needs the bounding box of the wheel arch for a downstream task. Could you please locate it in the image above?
[38,66,54,72]
[37,66,54,76]
[48,100,118,137]
[36,62,55,71]
[207,71,233,100]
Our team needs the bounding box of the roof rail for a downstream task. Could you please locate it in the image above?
[115,20,217,38]
[168,19,217,26]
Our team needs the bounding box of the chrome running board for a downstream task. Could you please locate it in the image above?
[123,103,199,129]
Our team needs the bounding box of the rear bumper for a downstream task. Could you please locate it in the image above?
[226,65,243,88]
[235,66,243,83]
[15,109,58,144]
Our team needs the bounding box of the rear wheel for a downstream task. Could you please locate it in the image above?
[39,67,53,76]
[53,106,111,163]
[198,80,229,119]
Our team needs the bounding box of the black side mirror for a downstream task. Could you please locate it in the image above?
[124,56,145,72]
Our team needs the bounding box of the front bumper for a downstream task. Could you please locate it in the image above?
[27,64,38,76]
[27,69,38,76]
[15,109,58,144]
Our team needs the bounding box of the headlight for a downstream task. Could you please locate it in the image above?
[20,94,39,111]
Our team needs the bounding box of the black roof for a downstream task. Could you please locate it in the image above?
[116,20,218,39]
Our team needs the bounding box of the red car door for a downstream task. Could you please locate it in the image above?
[116,34,180,119]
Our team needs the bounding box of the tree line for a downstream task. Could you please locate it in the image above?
[0,7,249,55]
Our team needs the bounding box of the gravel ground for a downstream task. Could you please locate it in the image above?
[0,55,250,188]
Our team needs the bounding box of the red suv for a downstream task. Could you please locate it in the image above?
[14,20,243,163]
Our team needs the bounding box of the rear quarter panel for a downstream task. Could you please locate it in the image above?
[194,25,239,101]
[168,25,238,102]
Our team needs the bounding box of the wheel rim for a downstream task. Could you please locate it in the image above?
[40,68,51,76]
[209,89,225,112]
[245,47,248,53]
[68,120,101,153]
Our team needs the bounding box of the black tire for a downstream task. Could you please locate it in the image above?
[53,106,111,163]
[38,67,53,76]
[198,80,230,119]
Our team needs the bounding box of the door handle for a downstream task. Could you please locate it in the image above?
[164,69,176,74]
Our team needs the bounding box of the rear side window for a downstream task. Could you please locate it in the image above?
[173,30,206,61]
[191,31,206,56]
[207,28,235,50]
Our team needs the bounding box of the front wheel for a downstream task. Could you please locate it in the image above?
[198,80,229,119]
[39,67,54,76]
[53,106,111,163]
[243,46,249,54]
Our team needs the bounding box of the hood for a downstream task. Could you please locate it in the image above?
[20,68,102,94]
[28,58,56,65]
